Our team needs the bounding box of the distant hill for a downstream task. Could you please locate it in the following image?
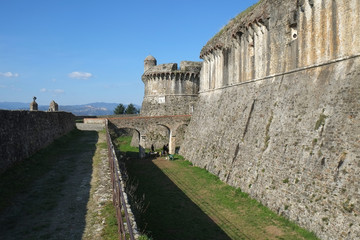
[0,102,141,116]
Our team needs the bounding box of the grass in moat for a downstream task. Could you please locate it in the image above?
[115,136,318,240]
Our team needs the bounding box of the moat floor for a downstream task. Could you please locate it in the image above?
[123,156,318,240]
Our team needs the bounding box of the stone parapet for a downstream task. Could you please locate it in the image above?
[200,0,360,92]
[0,110,75,173]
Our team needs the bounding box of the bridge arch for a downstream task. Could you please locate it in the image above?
[156,123,175,154]
[167,122,189,155]
[115,127,147,159]
[106,115,192,158]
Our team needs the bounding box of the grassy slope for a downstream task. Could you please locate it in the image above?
[116,136,318,240]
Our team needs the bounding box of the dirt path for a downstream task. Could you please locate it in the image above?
[0,129,112,240]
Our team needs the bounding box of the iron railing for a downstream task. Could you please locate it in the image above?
[105,120,136,240]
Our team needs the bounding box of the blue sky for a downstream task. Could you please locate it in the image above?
[0,0,258,105]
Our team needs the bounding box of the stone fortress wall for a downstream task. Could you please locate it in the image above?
[0,110,75,174]
[180,0,360,239]
[199,0,360,91]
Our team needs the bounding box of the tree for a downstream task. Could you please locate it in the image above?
[125,103,139,114]
[114,103,125,114]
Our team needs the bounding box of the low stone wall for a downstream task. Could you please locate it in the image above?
[0,110,75,173]
[83,118,106,124]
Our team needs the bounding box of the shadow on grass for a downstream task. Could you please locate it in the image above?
[0,129,98,240]
[123,156,232,240]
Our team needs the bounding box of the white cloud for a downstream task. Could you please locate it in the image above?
[0,72,19,77]
[40,88,64,94]
[54,89,64,93]
[68,71,92,80]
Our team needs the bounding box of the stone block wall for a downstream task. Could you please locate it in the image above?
[181,0,360,239]
[200,0,360,92]
[0,110,75,173]
[140,95,198,116]
[181,57,360,240]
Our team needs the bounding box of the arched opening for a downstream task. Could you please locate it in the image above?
[110,126,143,159]
[148,124,170,154]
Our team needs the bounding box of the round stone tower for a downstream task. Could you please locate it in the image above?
[140,56,202,116]
[144,55,157,72]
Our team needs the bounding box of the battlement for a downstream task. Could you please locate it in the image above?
[199,0,360,92]
[142,59,201,81]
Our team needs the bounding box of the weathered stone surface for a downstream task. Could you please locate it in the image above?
[200,0,360,89]
[76,123,105,131]
[30,97,38,111]
[182,57,360,240]
[181,0,360,239]
[48,100,59,112]
[0,110,75,173]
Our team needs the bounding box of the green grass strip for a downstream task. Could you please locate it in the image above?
[114,136,318,240]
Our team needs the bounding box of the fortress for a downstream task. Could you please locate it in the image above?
[140,0,360,239]
[1,0,358,239]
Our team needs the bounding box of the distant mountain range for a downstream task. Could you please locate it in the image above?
[0,102,141,116]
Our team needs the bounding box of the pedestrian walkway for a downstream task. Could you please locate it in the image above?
[0,130,112,240]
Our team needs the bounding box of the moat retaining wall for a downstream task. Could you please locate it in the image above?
[0,110,76,174]
[181,0,360,239]
[182,56,360,240]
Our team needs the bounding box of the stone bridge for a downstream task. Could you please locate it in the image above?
[84,115,191,158]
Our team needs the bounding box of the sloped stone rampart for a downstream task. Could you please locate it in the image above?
[181,0,360,239]
[0,110,75,173]
[181,57,360,240]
